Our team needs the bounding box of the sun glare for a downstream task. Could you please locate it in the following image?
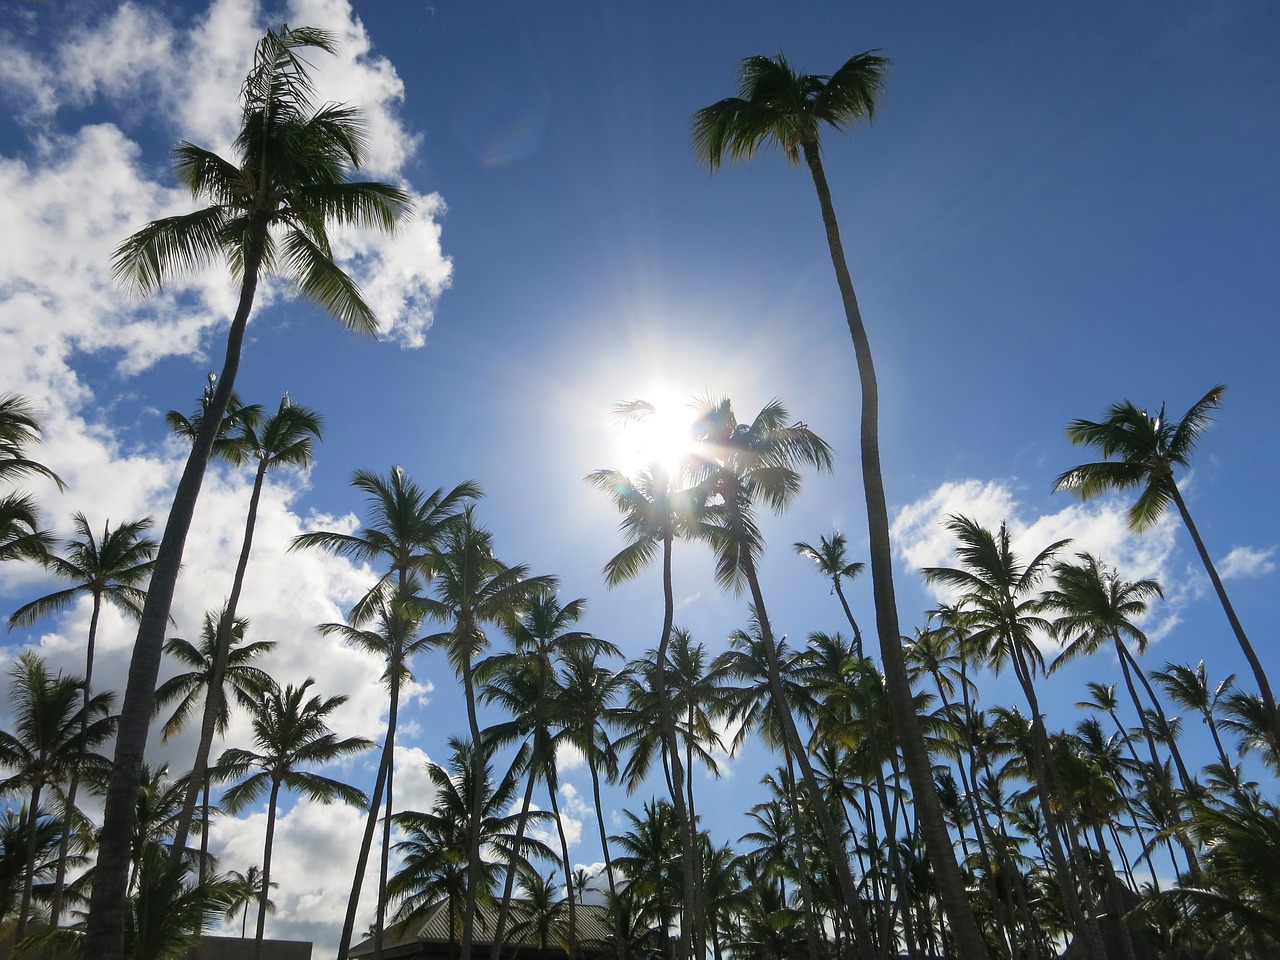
[614,392,699,479]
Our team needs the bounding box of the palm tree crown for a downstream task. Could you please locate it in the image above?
[691,51,888,168]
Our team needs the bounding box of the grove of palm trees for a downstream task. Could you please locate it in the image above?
[0,5,1274,960]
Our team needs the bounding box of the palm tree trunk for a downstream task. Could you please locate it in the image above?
[800,138,992,960]
[547,778,580,960]
[336,730,392,960]
[460,654,487,960]
[255,780,282,960]
[1169,482,1279,743]
[17,781,43,940]
[585,739,626,960]
[739,557,877,960]
[490,740,540,960]
[87,225,267,960]
[374,700,396,958]
[655,534,701,960]
[171,456,270,868]
[50,593,102,927]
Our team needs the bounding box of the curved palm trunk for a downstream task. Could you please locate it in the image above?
[585,737,626,960]
[87,226,267,960]
[255,779,282,960]
[799,139,993,960]
[655,533,701,960]
[1112,639,1200,881]
[374,675,400,958]
[738,555,877,960]
[1007,649,1105,960]
[490,740,541,960]
[50,593,102,926]
[460,654,487,960]
[337,745,392,960]
[16,780,44,940]
[171,456,270,869]
[1169,482,1279,744]
[547,779,579,960]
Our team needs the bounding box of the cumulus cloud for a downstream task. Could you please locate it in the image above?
[891,478,1184,642]
[0,1,453,955]
[1218,545,1276,580]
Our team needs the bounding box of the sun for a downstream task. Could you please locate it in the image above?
[612,391,699,479]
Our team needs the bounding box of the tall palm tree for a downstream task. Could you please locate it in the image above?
[686,395,879,960]
[213,678,371,958]
[319,582,433,956]
[1054,385,1276,744]
[923,517,1108,960]
[1151,661,1236,773]
[225,865,276,938]
[0,652,115,938]
[293,469,478,959]
[610,799,683,944]
[388,738,554,953]
[153,609,275,877]
[422,506,554,960]
[7,512,157,923]
[478,594,617,960]
[557,647,629,960]
[89,27,411,955]
[794,531,866,655]
[587,459,709,960]
[169,395,323,864]
[692,54,991,960]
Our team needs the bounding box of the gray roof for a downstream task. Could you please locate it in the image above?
[349,899,614,959]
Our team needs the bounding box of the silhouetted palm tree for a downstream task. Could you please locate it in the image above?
[89,27,411,954]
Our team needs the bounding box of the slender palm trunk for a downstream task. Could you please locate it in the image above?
[460,654,486,960]
[1169,483,1279,743]
[51,594,102,927]
[171,457,270,868]
[490,740,540,960]
[655,534,701,960]
[1007,649,1105,960]
[87,226,267,960]
[547,779,579,960]
[800,139,992,960]
[337,747,391,960]
[255,780,282,960]
[738,554,877,960]
[374,691,397,958]
[16,781,44,940]
[585,737,626,960]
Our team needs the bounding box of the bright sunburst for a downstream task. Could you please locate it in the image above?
[612,391,700,478]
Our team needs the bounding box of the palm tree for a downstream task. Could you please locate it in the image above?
[0,394,63,565]
[89,27,411,955]
[794,531,867,655]
[213,678,370,958]
[0,652,115,938]
[610,799,683,943]
[388,739,555,954]
[319,582,433,956]
[153,609,275,877]
[587,459,709,960]
[1151,661,1236,772]
[692,54,991,960]
[478,594,617,960]
[225,865,275,938]
[923,517,1108,960]
[168,395,323,864]
[556,647,629,960]
[1054,385,1276,745]
[0,806,63,927]
[293,468,478,959]
[686,395,880,960]
[7,512,157,923]
[422,506,554,960]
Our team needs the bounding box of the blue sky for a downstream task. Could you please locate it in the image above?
[0,0,1276,953]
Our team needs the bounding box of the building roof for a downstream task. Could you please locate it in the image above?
[348,898,614,959]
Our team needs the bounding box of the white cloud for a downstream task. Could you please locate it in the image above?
[891,478,1184,643]
[1219,545,1276,580]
